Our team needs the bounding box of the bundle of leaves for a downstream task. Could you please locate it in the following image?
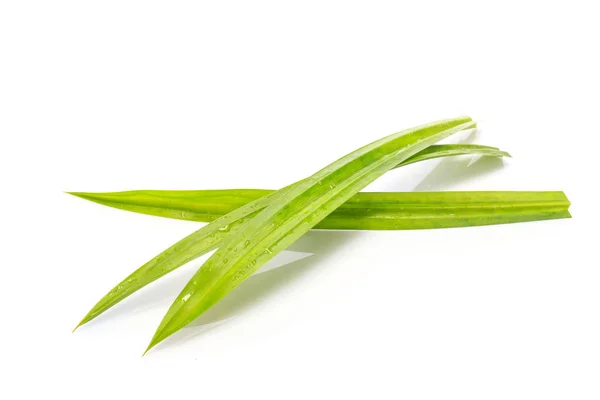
[69,117,570,354]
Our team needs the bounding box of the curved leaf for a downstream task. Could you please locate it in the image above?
[68,144,510,223]
[144,117,476,352]
[75,140,503,328]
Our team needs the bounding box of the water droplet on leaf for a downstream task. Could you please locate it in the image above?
[218,225,230,232]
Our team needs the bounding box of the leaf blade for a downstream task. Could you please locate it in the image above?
[145,117,476,351]
[73,140,496,326]
[67,144,510,223]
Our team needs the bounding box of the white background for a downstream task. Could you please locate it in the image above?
[1,1,599,399]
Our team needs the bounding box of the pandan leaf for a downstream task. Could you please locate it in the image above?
[68,189,570,230]
[316,190,570,230]
[68,144,510,223]
[144,117,476,352]
[75,141,507,329]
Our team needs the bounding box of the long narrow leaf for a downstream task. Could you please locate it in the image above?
[69,189,569,230]
[318,191,571,230]
[144,117,476,352]
[75,141,505,328]
[68,144,510,223]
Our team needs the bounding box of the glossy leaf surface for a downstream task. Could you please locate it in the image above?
[75,142,515,329]
[69,144,510,223]
[144,117,476,352]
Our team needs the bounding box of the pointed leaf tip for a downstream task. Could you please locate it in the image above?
[72,316,88,332]
[143,336,161,356]
[66,192,91,199]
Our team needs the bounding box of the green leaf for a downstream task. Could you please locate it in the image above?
[316,191,571,230]
[398,144,509,166]
[144,117,476,352]
[68,144,510,223]
[74,143,513,330]
[68,188,571,231]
